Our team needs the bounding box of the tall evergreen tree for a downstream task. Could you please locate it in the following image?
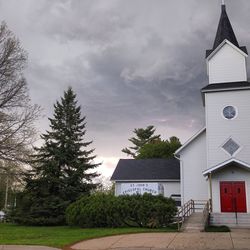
[13,87,99,225]
[122,125,160,158]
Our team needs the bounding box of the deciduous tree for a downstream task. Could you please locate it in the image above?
[137,136,181,159]
[0,21,40,163]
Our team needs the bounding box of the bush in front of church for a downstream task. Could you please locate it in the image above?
[66,193,177,228]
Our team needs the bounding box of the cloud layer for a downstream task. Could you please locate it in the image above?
[0,0,250,177]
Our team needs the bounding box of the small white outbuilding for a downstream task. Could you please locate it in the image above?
[111,158,181,205]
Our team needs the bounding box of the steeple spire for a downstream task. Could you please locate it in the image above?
[206,3,248,58]
[213,2,239,50]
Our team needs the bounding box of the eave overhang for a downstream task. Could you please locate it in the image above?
[201,82,250,106]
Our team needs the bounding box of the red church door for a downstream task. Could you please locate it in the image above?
[220,182,247,213]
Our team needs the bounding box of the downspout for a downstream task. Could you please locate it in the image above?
[174,154,184,206]
[209,173,213,212]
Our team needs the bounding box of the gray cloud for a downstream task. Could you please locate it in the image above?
[0,0,250,174]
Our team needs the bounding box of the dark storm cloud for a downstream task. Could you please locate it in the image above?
[0,0,250,173]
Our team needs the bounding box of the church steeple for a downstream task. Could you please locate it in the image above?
[205,3,248,84]
[213,4,239,50]
[206,3,248,58]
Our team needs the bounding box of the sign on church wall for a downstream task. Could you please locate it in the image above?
[120,183,164,196]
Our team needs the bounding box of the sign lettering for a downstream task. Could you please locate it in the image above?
[120,183,164,196]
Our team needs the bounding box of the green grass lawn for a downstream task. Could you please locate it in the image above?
[0,223,177,248]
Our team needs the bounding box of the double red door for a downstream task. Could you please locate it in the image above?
[220,182,247,213]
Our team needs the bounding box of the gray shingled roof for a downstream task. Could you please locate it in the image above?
[110,158,180,181]
[201,81,250,93]
[206,5,248,58]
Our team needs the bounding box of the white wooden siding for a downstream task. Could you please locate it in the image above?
[208,43,247,84]
[179,131,208,204]
[162,182,180,197]
[211,166,250,213]
[205,90,250,168]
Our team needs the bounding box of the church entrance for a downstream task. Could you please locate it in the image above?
[220,182,247,213]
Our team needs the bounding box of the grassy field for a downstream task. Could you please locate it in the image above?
[0,223,177,248]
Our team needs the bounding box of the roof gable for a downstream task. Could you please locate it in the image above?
[203,158,250,176]
[206,39,248,61]
[110,158,180,181]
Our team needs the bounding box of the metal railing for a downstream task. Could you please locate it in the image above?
[176,199,194,231]
[176,199,211,231]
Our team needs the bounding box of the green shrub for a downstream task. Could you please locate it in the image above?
[10,192,69,226]
[66,193,177,228]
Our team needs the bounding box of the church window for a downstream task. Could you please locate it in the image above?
[222,138,240,156]
[223,106,237,120]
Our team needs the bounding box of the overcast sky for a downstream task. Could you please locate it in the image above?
[0,0,250,182]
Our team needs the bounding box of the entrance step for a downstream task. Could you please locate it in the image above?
[210,213,250,228]
[182,212,204,232]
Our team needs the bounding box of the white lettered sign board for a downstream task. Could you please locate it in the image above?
[120,183,163,195]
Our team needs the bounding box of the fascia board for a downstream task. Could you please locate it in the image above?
[201,86,250,93]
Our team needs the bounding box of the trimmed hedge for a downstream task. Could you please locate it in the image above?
[66,193,177,228]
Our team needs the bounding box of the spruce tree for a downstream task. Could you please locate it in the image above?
[13,87,99,225]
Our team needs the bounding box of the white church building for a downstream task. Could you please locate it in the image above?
[176,3,250,216]
[112,3,250,225]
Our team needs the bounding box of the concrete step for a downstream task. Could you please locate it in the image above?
[210,212,250,228]
[212,212,250,217]
[182,212,204,232]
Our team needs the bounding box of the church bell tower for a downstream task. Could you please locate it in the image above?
[202,3,250,168]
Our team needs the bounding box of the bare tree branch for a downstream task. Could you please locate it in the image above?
[0,21,40,163]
